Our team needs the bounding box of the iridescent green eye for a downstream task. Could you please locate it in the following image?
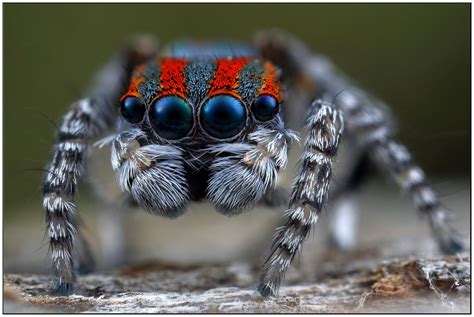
[200,95,246,139]
[252,95,279,122]
[120,96,146,123]
[149,96,193,140]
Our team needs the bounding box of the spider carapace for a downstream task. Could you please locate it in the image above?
[117,42,294,208]
[42,31,464,298]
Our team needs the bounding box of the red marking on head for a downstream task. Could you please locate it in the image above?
[157,58,189,99]
[208,57,251,98]
[258,62,282,101]
[121,58,189,103]
[121,64,147,101]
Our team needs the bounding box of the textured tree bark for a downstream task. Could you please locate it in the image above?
[4,255,470,313]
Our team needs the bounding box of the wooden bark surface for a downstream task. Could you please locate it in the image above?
[4,255,470,313]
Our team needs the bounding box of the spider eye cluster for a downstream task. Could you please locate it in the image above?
[252,95,280,122]
[149,96,194,140]
[120,93,279,140]
[200,95,246,139]
[120,96,146,124]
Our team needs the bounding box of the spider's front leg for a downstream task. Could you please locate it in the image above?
[258,101,344,297]
[42,35,158,294]
[43,99,94,294]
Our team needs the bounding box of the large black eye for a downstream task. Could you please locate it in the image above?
[120,96,146,123]
[200,95,246,139]
[252,95,279,122]
[149,96,193,140]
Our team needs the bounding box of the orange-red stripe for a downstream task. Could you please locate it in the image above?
[157,58,189,99]
[121,64,147,101]
[208,57,251,98]
[258,62,282,102]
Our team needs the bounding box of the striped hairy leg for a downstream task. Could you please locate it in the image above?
[42,36,158,294]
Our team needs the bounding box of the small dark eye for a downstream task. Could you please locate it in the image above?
[120,96,146,123]
[149,96,193,140]
[252,95,279,122]
[200,95,246,139]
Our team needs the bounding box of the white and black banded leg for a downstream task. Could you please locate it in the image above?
[370,138,464,254]
[257,29,464,256]
[42,98,98,294]
[42,36,159,294]
[334,90,465,255]
[332,84,465,255]
[257,101,344,297]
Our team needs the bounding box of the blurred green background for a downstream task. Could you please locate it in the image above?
[4,3,470,220]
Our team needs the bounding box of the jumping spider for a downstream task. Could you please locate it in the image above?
[42,30,464,297]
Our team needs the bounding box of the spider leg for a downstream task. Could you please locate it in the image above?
[42,36,158,294]
[368,133,465,254]
[43,98,103,294]
[256,29,464,255]
[340,90,463,254]
[257,101,344,297]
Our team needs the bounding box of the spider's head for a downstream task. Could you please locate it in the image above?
[119,56,282,143]
[113,54,293,217]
